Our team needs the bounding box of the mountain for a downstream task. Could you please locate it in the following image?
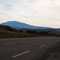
[1,21,49,29]
[0,25,13,30]
[0,21,60,35]
[0,25,17,32]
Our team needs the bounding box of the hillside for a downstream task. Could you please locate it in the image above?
[0,25,60,38]
[1,21,49,29]
[0,25,17,32]
[0,25,13,30]
[0,25,40,38]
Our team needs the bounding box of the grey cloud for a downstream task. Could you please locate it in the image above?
[0,0,60,28]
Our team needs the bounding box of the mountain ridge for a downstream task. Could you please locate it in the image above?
[0,21,50,29]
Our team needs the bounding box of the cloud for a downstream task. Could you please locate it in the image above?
[0,0,60,28]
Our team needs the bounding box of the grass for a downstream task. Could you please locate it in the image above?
[0,32,58,39]
[0,31,40,38]
[0,30,60,38]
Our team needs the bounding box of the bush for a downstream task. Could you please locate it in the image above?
[26,30,38,34]
[39,31,49,35]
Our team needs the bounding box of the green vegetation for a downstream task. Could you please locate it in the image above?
[26,30,38,34]
[39,31,54,35]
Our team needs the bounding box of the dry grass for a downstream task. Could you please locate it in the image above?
[0,30,40,38]
[0,30,60,38]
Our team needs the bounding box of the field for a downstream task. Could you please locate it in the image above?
[0,25,60,38]
[0,31,59,38]
[0,31,39,38]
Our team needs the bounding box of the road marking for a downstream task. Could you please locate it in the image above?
[4,42,16,45]
[12,50,30,58]
[40,45,45,48]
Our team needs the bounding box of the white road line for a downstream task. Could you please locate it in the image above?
[40,45,45,48]
[4,42,16,45]
[12,50,30,58]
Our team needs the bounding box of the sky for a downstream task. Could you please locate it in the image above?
[0,0,60,28]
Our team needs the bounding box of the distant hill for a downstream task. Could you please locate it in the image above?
[1,21,49,29]
[0,25,17,32]
[0,25,12,30]
[0,21,60,35]
[0,24,60,38]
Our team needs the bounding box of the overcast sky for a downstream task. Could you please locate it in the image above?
[0,0,60,28]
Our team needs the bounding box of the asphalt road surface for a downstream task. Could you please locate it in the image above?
[0,37,60,60]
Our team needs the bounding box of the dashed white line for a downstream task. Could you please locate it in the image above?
[4,42,16,45]
[12,50,30,58]
[40,45,45,48]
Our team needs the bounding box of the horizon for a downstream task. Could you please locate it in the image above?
[0,0,60,28]
[0,21,60,29]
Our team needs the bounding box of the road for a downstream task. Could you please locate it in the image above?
[0,37,60,60]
